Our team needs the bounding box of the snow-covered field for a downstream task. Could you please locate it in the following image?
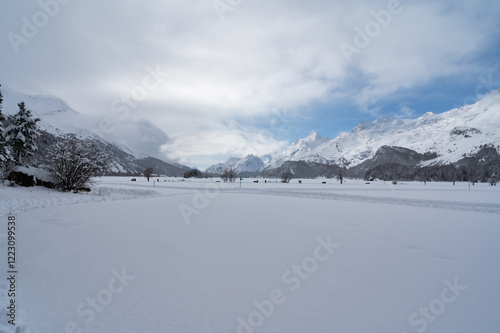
[1,177,499,333]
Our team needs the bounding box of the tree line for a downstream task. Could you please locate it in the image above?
[364,147,500,185]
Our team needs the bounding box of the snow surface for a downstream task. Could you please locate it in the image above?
[1,177,500,333]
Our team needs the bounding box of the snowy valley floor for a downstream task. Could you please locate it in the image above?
[1,177,500,333]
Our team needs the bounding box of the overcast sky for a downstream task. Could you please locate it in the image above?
[1,0,499,169]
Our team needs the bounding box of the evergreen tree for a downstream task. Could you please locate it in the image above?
[0,84,11,178]
[6,101,41,166]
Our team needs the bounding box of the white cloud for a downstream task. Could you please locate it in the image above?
[346,1,499,110]
[1,0,499,168]
[394,104,416,119]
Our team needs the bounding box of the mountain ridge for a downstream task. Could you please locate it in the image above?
[206,90,500,177]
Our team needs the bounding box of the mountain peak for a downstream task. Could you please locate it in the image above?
[306,131,322,140]
[2,87,78,117]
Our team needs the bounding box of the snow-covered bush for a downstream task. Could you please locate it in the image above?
[45,138,110,191]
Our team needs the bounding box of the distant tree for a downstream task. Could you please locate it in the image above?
[451,168,457,185]
[46,138,110,192]
[144,167,154,181]
[281,170,292,183]
[336,168,345,184]
[336,159,347,184]
[467,162,480,185]
[184,169,203,178]
[221,169,229,182]
[228,168,236,183]
[6,101,41,166]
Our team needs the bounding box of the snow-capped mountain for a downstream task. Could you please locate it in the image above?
[205,154,268,175]
[1,87,87,138]
[269,90,500,168]
[1,87,190,176]
[266,131,332,168]
[207,90,500,176]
